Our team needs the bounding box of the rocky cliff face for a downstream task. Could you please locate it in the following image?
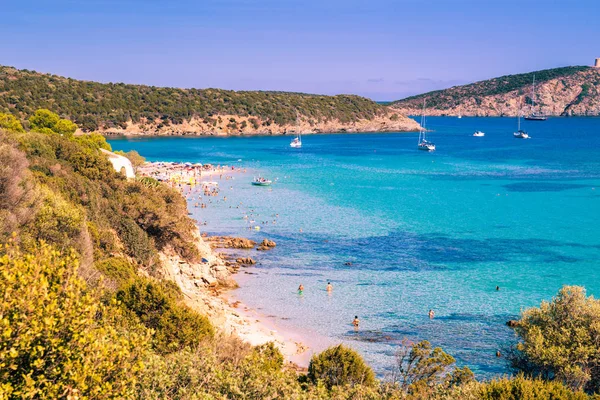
[392,68,600,117]
[97,112,420,136]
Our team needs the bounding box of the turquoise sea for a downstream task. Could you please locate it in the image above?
[108,117,600,377]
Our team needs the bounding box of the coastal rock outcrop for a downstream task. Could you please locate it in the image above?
[506,320,520,328]
[236,257,256,265]
[207,236,256,249]
[257,239,276,251]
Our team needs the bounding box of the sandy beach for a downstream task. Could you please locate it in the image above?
[138,161,316,367]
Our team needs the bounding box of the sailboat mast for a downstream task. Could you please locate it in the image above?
[518,100,521,131]
[531,75,536,111]
[419,99,426,142]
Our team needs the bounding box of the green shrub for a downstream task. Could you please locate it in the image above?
[96,256,137,285]
[29,108,78,137]
[478,375,590,400]
[0,242,149,399]
[511,286,600,393]
[138,176,161,188]
[391,339,474,393]
[29,109,60,131]
[53,118,77,136]
[28,186,84,250]
[116,278,214,354]
[117,218,157,265]
[136,340,301,399]
[308,344,376,390]
[68,148,116,180]
[72,132,112,151]
[0,112,24,132]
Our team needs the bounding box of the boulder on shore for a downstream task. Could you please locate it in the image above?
[261,239,276,247]
[236,257,256,265]
[208,236,256,249]
[506,320,520,328]
[257,239,276,251]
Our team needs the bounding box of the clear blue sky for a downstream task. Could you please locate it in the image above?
[3,0,599,100]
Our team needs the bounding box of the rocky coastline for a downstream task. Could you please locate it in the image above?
[157,229,310,366]
[95,113,421,136]
[392,68,600,117]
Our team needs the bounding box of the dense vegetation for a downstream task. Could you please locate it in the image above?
[393,66,590,109]
[0,66,386,131]
[2,111,600,398]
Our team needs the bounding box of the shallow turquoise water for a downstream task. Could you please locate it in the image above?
[108,117,600,377]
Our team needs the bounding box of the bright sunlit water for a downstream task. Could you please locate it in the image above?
[108,117,600,377]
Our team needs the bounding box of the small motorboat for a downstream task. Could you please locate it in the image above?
[473,131,485,137]
[252,177,272,186]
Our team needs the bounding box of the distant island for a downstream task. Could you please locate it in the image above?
[0,66,419,135]
[392,65,600,117]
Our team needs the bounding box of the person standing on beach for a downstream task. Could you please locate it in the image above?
[298,284,304,294]
[429,309,435,319]
[326,282,333,292]
[352,316,360,328]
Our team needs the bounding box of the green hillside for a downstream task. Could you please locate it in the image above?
[393,66,590,109]
[0,66,385,131]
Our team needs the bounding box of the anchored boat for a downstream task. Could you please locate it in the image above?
[418,100,436,151]
[252,177,272,186]
[524,75,547,121]
[290,133,302,148]
[514,104,530,139]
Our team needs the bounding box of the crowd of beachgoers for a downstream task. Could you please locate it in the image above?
[137,161,245,186]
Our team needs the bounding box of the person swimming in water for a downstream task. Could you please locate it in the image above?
[352,316,360,328]
[496,286,500,291]
[327,282,333,292]
[428,309,435,319]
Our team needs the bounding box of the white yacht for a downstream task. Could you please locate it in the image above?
[524,75,547,121]
[290,133,302,148]
[514,105,530,139]
[473,131,485,137]
[418,100,436,151]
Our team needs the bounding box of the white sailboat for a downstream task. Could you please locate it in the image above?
[418,100,436,151]
[290,133,302,148]
[514,101,530,139]
[524,75,547,121]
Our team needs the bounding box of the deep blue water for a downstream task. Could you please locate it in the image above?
[108,117,600,378]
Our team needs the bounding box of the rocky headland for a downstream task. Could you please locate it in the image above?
[392,66,600,117]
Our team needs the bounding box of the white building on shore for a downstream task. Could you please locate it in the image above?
[100,148,135,179]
